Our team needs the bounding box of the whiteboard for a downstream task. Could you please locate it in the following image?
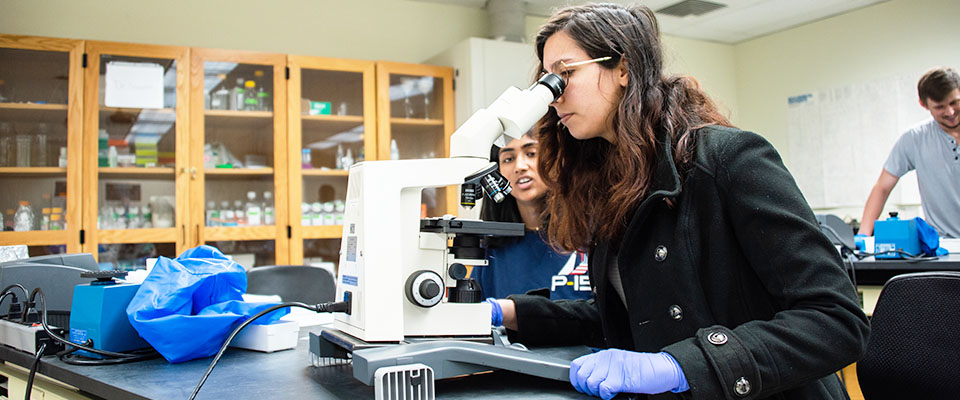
[786,74,928,209]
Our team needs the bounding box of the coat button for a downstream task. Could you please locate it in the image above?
[654,245,668,261]
[707,331,727,345]
[668,305,683,320]
[734,377,751,396]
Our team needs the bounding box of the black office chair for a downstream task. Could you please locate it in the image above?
[857,271,960,399]
[246,265,336,304]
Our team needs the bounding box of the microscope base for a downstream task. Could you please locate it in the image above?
[310,328,574,386]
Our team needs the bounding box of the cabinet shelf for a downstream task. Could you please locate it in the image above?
[303,225,343,239]
[100,107,175,114]
[389,118,444,126]
[301,169,348,177]
[99,167,175,180]
[0,103,68,111]
[204,110,273,118]
[203,225,276,241]
[0,102,69,123]
[302,114,363,123]
[205,168,274,176]
[0,167,67,177]
[0,230,69,246]
[96,228,177,244]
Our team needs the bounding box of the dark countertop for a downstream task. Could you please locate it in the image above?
[0,326,591,400]
[850,253,960,285]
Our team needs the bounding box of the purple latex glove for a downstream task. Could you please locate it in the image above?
[569,349,688,399]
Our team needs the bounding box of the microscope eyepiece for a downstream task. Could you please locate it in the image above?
[535,73,566,100]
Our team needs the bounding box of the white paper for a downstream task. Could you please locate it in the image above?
[104,61,165,109]
[785,74,923,209]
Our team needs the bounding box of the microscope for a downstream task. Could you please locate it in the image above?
[330,73,565,343]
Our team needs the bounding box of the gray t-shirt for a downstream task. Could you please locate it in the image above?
[883,118,960,238]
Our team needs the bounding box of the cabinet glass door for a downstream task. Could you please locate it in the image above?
[287,56,375,265]
[376,62,455,217]
[0,35,83,256]
[83,42,189,269]
[191,49,287,268]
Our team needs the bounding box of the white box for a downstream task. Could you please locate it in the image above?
[230,319,299,353]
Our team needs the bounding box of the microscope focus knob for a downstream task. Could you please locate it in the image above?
[405,270,444,308]
[420,280,441,299]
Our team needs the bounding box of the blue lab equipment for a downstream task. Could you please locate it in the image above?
[873,212,920,259]
[69,271,149,358]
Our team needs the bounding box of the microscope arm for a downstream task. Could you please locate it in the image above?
[449,74,565,159]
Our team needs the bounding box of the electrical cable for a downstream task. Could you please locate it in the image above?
[27,288,160,364]
[188,300,350,400]
[25,342,46,400]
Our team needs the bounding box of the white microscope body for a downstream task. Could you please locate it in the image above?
[333,74,564,343]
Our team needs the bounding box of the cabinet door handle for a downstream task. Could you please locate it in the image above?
[190,167,197,179]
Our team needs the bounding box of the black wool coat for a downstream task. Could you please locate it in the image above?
[507,125,870,400]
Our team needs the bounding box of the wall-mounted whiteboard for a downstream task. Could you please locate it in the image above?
[786,73,928,209]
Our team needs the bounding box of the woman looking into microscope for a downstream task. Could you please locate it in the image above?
[487,3,869,399]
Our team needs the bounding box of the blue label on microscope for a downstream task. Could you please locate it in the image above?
[342,275,358,286]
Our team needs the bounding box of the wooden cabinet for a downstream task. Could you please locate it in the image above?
[0,35,458,271]
[79,41,190,268]
[285,56,377,265]
[375,61,456,217]
[0,35,84,256]
[189,48,289,267]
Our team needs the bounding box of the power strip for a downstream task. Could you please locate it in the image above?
[0,319,64,355]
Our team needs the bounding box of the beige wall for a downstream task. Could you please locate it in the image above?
[733,0,960,160]
[0,0,489,63]
[1,1,738,119]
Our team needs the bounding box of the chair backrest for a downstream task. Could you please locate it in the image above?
[857,271,960,399]
[246,265,336,304]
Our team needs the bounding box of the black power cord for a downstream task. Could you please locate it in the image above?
[25,342,46,400]
[188,300,350,400]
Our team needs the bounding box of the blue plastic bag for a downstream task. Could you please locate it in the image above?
[126,245,288,363]
[915,217,949,257]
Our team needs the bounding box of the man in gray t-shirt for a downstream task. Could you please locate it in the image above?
[860,67,960,238]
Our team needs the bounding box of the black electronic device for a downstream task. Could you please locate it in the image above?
[816,214,855,253]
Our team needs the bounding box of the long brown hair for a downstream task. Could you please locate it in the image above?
[535,3,732,252]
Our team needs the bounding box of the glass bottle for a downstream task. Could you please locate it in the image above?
[310,202,323,226]
[220,201,234,227]
[301,148,312,169]
[40,207,51,230]
[50,212,63,230]
[15,132,31,167]
[323,202,335,225]
[0,122,14,167]
[342,148,354,169]
[4,209,14,231]
[58,147,68,168]
[262,191,275,226]
[254,70,271,111]
[32,123,49,167]
[390,139,400,160]
[245,191,262,226]
[335,144,344,170]
[206,201,218,226]
[243,81,258,111]
[301,202,312,226]
[98,129,109,167]
[230,78,245,111]
[141,203,153,228]
[211,74,230,110]
[234,200,246,226]
[13,201,34,232]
